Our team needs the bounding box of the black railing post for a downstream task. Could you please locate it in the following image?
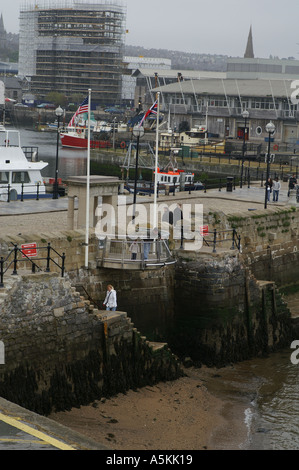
[46,242,51,272]
[61,253,66,277]
[36,183,40,201]
[231,229,236,250]
[0,257,4,288]
[12,244,18,275]
[7,184,10,203]
[21,183,24,202]
[213,229,217,253]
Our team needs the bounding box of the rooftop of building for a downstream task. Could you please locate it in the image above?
[132,68,226,80]
[152,77,296,98]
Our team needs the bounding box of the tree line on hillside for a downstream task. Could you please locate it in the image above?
[125,45,228,71]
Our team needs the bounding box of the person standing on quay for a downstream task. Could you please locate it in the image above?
[272,177,281,202]
[103,284,117,311]
[129,239,139,260]
[265,177,273,202]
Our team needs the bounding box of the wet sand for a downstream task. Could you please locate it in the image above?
[49,366,248,451]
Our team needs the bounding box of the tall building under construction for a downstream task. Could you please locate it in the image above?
[18,1,126,105]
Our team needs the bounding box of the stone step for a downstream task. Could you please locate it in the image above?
[148,341,168,352]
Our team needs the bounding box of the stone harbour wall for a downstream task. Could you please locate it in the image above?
[0,230,175,339]
[172,250,294,366]
[71,263,175,339]
[0,272,182,415]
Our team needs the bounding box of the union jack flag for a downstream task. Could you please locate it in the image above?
[139,100,158,127]
[68,96,89,127]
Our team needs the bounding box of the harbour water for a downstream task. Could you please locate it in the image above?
[202,347,299,450]
[18,128,88,180]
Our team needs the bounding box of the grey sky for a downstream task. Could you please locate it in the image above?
[2,0,299,59]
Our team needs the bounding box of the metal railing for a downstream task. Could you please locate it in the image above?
[0,242,65,288]
[0,183,46,202]
[197,228,241,253]
[98,237,175,268]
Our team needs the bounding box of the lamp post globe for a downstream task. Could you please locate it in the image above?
[242,109,249,120]
[53,106,64,199]
[266,121,275,135]
[55,105,63,119]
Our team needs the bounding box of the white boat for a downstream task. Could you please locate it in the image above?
[125,155,204,195]
[0,125,49,201]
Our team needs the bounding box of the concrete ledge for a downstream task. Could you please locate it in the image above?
[0,397,109,450]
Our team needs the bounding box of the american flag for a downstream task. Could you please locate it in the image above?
[68,96,89,127]
[139,100,158,127]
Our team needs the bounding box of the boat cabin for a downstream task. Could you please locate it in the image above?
[180,126,208,146]
[0,126,48,200]
[156,167,194,186]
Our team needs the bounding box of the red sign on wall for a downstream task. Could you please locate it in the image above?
[200,225,209,236]
[21,243,37,258]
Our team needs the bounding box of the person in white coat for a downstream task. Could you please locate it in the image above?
[103,284,117,311]
[272,177,281,202]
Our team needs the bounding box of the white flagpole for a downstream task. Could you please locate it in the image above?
[85,88,91,269]
[153,92,160,229]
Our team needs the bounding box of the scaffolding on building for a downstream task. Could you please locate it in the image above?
[19,1,126,105]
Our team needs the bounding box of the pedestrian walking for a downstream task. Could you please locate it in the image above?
[272,177,281,202]
[103,284,117,311]
[173,203,183,226]
[288,174,297,197]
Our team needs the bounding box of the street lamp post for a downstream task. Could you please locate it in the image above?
[112,116,116,150]
[53,105,64,199]
[264,121,276,209]
[240,110,249,188]
[132,125,144,222]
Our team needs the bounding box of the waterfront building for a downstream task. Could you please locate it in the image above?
[153,78,299,144]
[146,27,299,144]
[133,68,226,112]
[18,1,126,106]
[226,57,299,81]
[0,76,22,102]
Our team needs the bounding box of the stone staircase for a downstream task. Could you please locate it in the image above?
[0,274,21,305]
[74,283,181,362]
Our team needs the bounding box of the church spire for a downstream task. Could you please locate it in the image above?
[0,13,7,49]
[244,25,254,59]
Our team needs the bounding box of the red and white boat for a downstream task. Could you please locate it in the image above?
[60,126,111,149]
